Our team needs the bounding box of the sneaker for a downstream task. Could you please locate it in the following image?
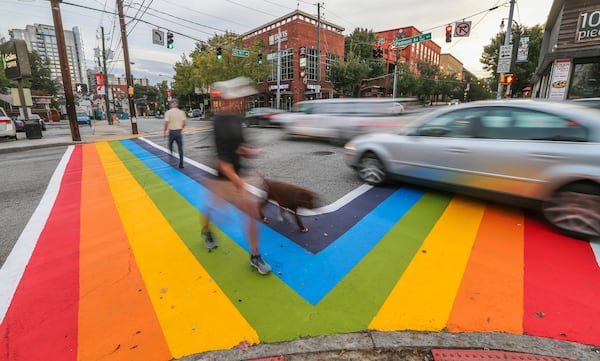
[202,232,218,250]
[250,254,272,275]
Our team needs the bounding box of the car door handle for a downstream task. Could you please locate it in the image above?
[447,147,470,154]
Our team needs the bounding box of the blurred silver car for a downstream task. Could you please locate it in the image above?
[344,100,600,240]
[275,98,410,143]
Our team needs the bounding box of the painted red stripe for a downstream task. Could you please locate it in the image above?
[523,218,600,346]
[0,146,82,361]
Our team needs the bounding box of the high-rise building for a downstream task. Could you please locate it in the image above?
[9,23,88,93]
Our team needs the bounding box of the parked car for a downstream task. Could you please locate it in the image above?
[344,99,600,240]
[17,114,46,131]
[76,111,92,126]
[0,107,17,140]
[190,108,203,118]
[13,116,25,132]
[273,98,409,143]
[245,107,284,127]
[448,99,461,106]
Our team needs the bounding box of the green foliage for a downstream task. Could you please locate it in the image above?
[24,51,60,96]
[172,32,269,104]
[480,24,544,96]
[329,53,371,97]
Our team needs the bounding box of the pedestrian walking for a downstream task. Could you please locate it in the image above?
[200,76,272,275]
[163,98,187,169]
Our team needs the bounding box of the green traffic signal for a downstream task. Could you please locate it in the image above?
[216,45,222,60]
[167,32,174,49]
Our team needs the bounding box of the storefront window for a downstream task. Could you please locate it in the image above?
[568,58,600,98]
[305,48,318,81]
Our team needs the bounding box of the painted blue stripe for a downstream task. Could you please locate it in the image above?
[119,139,424,304]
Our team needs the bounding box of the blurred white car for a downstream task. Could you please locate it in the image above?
[448,99,460,106]
[273,98,409,143]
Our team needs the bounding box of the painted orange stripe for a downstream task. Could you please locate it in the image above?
[77,144,171,361]
[446,205,524,333]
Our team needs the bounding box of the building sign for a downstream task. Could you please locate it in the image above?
[548,59,571,100]
[269,83,289,91]
[95,73,105,95]
[268,30,288,45]
[0,40,32,79]
[577,9,600,42]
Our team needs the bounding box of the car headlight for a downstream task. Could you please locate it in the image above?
[344,143,356,151]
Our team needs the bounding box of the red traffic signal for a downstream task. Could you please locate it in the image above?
[445,25,452,43]
[505,74,515,84]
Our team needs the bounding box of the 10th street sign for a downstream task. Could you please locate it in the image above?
[393,33,432,48]
[232,48,249,57]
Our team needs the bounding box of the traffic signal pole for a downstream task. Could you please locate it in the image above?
[496,0,516,99]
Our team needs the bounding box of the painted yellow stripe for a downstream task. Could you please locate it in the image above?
[446,205,524,333]
[79,144,171,361]
[369,196,485,331]
[96,142,258,358]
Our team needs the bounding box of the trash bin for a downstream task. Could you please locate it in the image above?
[25,122,43,139]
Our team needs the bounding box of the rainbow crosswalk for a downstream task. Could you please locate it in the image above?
[1,139,599,361]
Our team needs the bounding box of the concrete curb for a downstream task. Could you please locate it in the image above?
[179,331,599,361]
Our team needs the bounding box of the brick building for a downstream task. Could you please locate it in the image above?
[242,10,345,109]
[375,27,441,75]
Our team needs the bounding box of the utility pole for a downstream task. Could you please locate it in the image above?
[117,0,138,134]
[101,26,112,124]
[496,0,516,99]
[49,0,81,141]
[276,27,281,110]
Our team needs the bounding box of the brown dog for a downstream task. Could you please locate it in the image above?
[258,178,319,232]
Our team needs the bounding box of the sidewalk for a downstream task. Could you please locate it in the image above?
[0,119,141,154]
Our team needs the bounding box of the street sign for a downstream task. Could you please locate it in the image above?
[152,29,164,46]
[454,21,472,37]
[232,48,249,57]
[497,44,513,73]
[393,33,431,48]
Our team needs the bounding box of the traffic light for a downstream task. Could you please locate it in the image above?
[373,43,383,58]
[505,74,515,84]
[216,45,222,60]
[166,32,174,49]
[257,51,263,64]
[445,25,452,43]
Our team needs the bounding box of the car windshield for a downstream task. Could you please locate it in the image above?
[77,112,88,117]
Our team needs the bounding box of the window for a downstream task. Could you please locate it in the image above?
[305,48,318,81]
[511,109,588,141]
[325,53,340,82]
[567,58,600,98]
[266,48,293,81]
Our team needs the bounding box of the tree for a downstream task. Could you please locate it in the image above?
[480,24,544,97]
[329,53,371,97]
[24,51,60,96]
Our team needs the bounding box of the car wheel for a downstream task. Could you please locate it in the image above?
[541,182,600,240]
[357,152,386,185]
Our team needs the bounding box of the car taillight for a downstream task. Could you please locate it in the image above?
[0,119,10,124]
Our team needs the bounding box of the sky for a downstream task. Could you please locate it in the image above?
[0,0,554,85]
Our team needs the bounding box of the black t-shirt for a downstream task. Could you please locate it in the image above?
[213,113,246,177]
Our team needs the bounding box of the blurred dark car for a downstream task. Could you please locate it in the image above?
[17,114,46,131]
[245,107,284,127]
[13,117,25,132]
[344,99,600,240]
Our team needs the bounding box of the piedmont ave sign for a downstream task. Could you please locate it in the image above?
[393,33,432,48]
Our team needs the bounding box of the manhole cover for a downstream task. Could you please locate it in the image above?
[311,151,334,156]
